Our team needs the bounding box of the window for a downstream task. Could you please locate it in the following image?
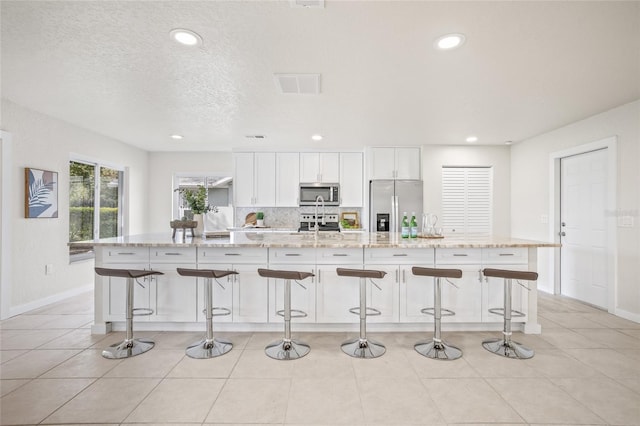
[441,166,493,237]
[173,174,233,220]
[69,160,123,259]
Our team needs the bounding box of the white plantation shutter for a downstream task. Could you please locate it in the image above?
[441,167,493,237]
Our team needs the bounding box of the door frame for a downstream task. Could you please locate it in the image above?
[1,130,13,319]
[549,136,617,313]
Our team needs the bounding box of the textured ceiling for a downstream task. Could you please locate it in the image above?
[2,1,639,152]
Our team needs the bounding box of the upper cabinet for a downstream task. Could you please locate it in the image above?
[339,152,363,207]
[234,152,276,207]
[275,152,300,207]
[370,147,421,180]
[300,152,340,183]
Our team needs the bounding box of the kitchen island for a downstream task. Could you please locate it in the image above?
[73,232,557,335]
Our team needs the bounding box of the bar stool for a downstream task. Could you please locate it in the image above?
[95,267,164,359]
[412,267,463,360]
[482,268,538,359]
[257,268,314,360]
[337,268,387,359]
[176,268,237,359]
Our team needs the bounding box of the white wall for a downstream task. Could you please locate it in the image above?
[147,151,233,233]
[1,100,149,315]
[422,145,511,237]
[511,100,640,319]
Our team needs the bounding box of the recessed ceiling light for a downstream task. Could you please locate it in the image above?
[169,29,203,46]
[435,33,466,50]
[466,136,478,143]
[311,134,323,141]
[171,134,184,140]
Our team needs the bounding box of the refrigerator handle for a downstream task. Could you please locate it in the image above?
[391,195,398,233]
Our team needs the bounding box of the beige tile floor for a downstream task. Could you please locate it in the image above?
[1,291,639,425]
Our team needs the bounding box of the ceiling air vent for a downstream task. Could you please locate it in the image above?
[274,73,321,94]
[245,135,266,139]
[289,0,324,8]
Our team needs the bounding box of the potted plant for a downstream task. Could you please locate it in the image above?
[175,186,209,236]
[256,211,264,227]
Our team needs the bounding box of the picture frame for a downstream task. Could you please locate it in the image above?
[340,211,359,228]
[25,167,58,218]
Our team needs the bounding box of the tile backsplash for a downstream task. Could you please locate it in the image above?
[235,207,362,228]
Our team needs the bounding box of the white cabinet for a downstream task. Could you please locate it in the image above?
[234,152,276,207]
[339,152,364,207]
[103,261,151,322]
[276,152,300,207]
[300,152,339,183]
[149,248,198,322]
[198,248,269,323]
[366,265,400,323]
[370,147,421,180]
[482,248,529,323]
[315,248,364,323]
[268,248,316,323]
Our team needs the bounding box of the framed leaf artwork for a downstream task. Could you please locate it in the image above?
[25,167,58,218]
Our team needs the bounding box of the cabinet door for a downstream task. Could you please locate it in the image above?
[254,152,276,206]
[300,153,320,182]
[232,264,268,322]
[103,262,151,321]
[340,152,363,207]
[399,265,431,323]
[395,147,421,180]
[150,264,197,322]
[234,153,255,206]
[268,265,316,323]
[366,265,399,323]
[440,265,483,323]
[482,263,529,323]
[316,266,360,323]
[371,148,396,179]
[276,152,300,207]
[319,152,339,182]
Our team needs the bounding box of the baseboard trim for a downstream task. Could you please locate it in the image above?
[7,284,93,318]
[615,308,640,324]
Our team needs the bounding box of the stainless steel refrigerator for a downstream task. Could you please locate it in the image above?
[369,180,423,232]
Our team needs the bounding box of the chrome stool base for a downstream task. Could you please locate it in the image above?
[186,338,232,359]
[265,339,310,360]
[341,337,386,359]
[102,338,155,359]
[415,339,462,360]
[482,338,534,359]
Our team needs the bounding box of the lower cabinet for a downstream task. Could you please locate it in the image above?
[365,265,400,323]
[150,264,197,322]
[232,265,269,323]
[482,248,530,323]
[267,264,316,323]
[316,266,360,323]
[103,261,151,322]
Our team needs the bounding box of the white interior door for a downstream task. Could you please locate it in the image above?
[560,148,608,308]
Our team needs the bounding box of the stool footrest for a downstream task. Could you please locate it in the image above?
[276,309,308,318]
[348,306,382,316]
[420,307,455,317]
[132,308,154,317]
[488,307,525,318]
[202,307,232,317]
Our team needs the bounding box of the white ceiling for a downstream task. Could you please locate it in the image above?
[2,1,639,152]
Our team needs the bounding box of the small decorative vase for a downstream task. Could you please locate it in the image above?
[257,219,264,227]
[193,213,204,237]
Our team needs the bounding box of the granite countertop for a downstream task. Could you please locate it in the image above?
[69,232,559,249]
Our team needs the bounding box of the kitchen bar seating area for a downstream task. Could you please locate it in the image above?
[2,289,639,425]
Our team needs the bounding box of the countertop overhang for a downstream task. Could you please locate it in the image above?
[69,232,559,249]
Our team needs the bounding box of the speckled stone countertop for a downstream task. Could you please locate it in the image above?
[69,232,558,249]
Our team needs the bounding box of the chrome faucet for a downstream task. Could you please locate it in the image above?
[314,195,326,234]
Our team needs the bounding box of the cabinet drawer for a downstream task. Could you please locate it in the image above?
[482,248,528,265]
[101,247,149,263]
[270,248,316,264]
[435,248,482,265]
[151,247,197,263]
[365,248,433,265]
[317,248,363,265]
[198,247,268,264]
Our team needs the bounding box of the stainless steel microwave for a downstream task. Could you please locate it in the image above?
[299,183,340,206]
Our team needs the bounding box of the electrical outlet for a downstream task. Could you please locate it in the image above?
[45,264,53,275]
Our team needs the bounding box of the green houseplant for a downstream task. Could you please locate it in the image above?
[176,186,209,216]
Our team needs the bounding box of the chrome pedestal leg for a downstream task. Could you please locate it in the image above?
[415,277,462,360]
[102,277,154,359]
[266,279,310,360]
[341,277,385,359]
[482,278,534,359]
[186,277,232,359]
